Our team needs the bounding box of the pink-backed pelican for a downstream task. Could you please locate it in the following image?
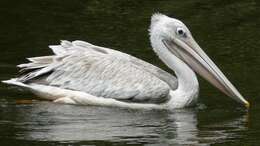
[2,13,249,109]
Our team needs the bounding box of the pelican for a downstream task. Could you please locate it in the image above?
[2,13,249,109]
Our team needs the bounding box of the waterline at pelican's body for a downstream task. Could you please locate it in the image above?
[2,13,249,109]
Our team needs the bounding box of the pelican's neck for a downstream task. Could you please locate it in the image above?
[150,35,199,106]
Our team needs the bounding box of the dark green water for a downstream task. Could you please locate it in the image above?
[0,0,260,145]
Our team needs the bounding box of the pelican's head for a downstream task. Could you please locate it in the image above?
[149,13,249,108]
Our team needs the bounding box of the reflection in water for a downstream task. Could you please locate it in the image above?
[0,101,247,145]
[197,114,248,145]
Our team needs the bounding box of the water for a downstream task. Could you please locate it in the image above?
[0,0,260,145]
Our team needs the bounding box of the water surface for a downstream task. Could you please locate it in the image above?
[1,0,260,145]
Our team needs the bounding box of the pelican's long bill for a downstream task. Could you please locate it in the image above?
[162,37,250,108]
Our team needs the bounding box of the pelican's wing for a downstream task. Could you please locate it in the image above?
[128,54,178,90]
[17,40,176,103]
[61,40,178,89]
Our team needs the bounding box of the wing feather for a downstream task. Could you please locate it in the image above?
[17,40,177,103]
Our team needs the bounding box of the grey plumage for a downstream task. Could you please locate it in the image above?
[17,40,178,103]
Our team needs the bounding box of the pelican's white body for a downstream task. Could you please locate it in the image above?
[3,25,199,109]
[3,32,199,110]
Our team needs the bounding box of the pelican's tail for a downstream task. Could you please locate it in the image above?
[11,40,85,83]
[16,55,55,82]
[2,78,29,88]
[2,78,64,101]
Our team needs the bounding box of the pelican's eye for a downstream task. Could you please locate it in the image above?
[176,27,186,38]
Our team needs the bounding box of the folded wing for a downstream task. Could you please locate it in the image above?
[17,40,177,103]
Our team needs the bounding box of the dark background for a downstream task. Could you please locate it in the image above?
[0,0,259,145]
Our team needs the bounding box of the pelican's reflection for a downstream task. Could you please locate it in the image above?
[14,102,248,145]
